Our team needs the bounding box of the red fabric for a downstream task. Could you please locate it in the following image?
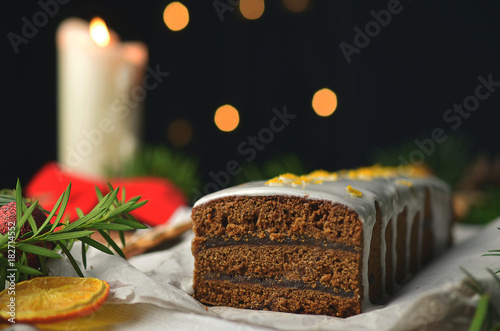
[25,162,187,226]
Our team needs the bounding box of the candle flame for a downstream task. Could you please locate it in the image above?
[90,17,110,47]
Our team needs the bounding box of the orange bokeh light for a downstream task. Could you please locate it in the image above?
[214,105,240,132]
[163,2,190,31]
[239,0,265,20]
[89,17,110,47]
[282,0,309,13]
[167,118,193,147]
[312,88,338,117]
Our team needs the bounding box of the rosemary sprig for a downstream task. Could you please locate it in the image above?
[461,267,500,330]
[483,233,500,269]
[0,180,148,290]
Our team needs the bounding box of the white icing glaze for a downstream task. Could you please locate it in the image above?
[193,172,452,311]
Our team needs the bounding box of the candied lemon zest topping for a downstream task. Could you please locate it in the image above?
[264,165,430,188]
[396,179,413,187]
[346,185,363,197]
[265,178,284,184]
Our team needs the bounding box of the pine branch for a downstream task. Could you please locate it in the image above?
[114,144,202,200]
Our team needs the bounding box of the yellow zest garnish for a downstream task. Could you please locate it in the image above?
[265,178,283,185]
[265,165,430,187]
[280,173,299,180]
[291,180,306,188]
[327,173,339,181]
[346,185,363,197]
[307,170,330,177]
[396,179,413,187]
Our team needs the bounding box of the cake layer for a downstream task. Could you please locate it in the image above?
[193,243,361,292]
[194,279,361,317]
[192,196,363,246]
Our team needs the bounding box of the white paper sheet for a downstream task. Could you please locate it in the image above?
[10,210,500,330]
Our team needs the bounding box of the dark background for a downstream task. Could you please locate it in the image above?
[2,0,500,199]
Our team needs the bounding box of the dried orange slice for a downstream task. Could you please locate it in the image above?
[0,276,109,324]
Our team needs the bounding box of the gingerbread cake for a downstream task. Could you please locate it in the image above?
[191,165,453,317]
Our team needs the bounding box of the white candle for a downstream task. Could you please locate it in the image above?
[56,17,148,177]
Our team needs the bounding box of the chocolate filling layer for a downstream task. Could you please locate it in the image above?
[202,272,355,298]
[198,235,360,254]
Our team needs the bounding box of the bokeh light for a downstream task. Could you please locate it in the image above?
[167,118,193,147]
[282,0,309,13]
[312,88,338,117]
[163,2,190,31]
[214,105,240,132]
[239,0,265,20]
